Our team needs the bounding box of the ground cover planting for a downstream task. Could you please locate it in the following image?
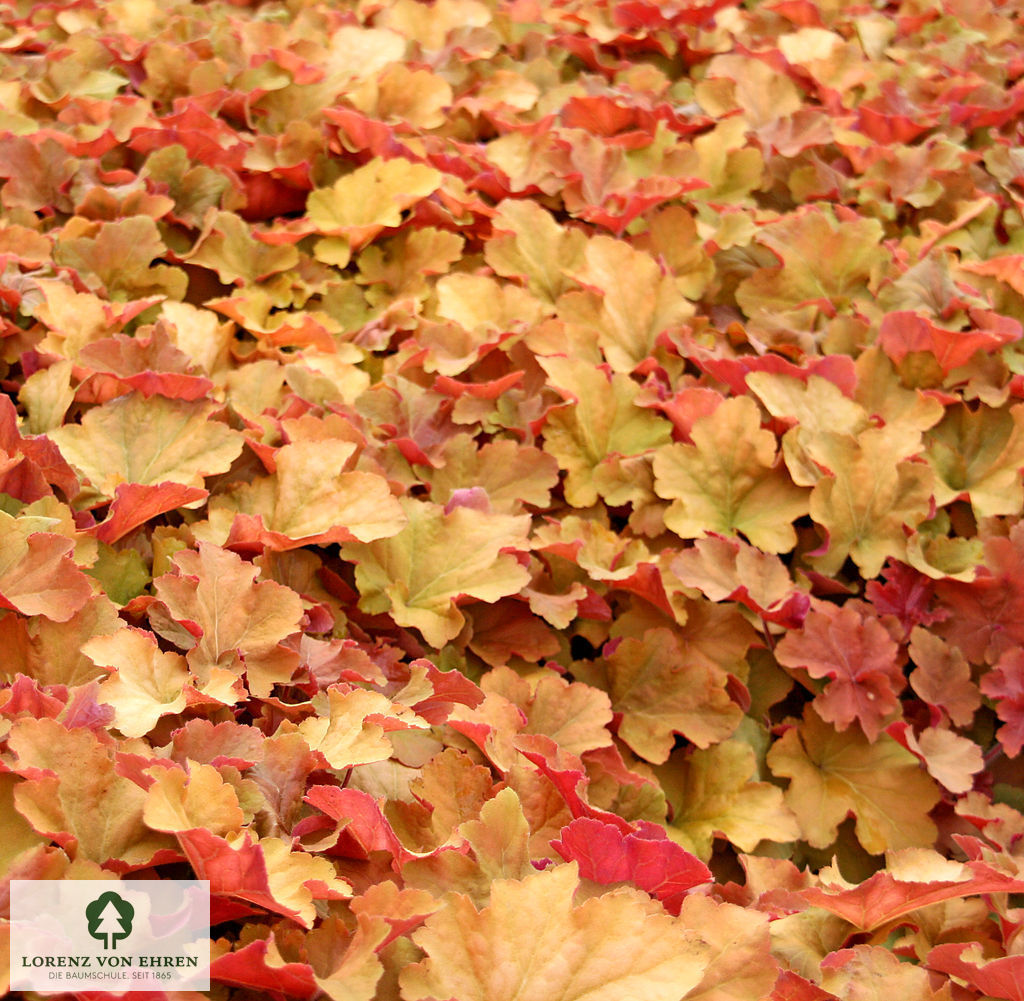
[3,0,1024,997]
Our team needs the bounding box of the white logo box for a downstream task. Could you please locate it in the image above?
[10,880,210,993]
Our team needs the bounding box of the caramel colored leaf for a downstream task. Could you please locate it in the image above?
[9,717,175,865]
[143,761,245,837]
[87,627,189,738]
[342,498,530,648]
[0,511,93,622]
[540,356,671,508]
[574,627,741,764]
[151,543,304,696]
[654,396,809,554]
[658,739,800,861]
[807,427,934,577]
[49,393,243,501]
[767,706,941,854]
[400,863,710,1001]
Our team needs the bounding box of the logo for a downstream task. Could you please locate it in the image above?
[85,891,135,950]
[10,880,210,991]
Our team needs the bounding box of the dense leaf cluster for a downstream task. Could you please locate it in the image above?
[3,0,1024,997]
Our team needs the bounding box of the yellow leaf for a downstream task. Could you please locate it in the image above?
[342,498,530,648]
[485,198,587,305]
[187,211,299,286]
[88,627,189,738]
[298,687,426,770]
[400,863,710,1001]
[654,396,809,553]
[558,235,693,373]
[209,440,406,549]
[540,356,671,508]
[143,761,244,836]
[680,894,778,1001]
[307,158,441,246]
[767,706,941,853]
[49,393,243,501]
[926,402,1024,516]
[807,426,934,577]
[658,739,800,861]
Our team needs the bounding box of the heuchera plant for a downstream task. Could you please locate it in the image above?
[3,0,1024,997]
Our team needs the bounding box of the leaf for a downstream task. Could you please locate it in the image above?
[77,326,215,402]
[49,393,244,501]
[657,739,800,861]
[307,157,441,248]
[209,939,318,999]
[980,648,1024,756]
[774,601,904,742]
[8,717,175,865]
[558,235,693,373]
[91,482,208,545]
[0,511,93,622]
[341,498,531,648]
[806,426,935,577]
[927,943,1024,1001]
[925,402,1024,516]
[87,627,189,738]
[143,761,245,837]
[539,356,671,508]
[211,440,407,549]
[679,894,778,1001]
[297,686,427,769]
[187,210,299,285]
[653,396,810,554]
[0,593,124,687]
[426,434,560,514]
[671,535,809,626]
[481,666,612,757]
[179,828,350,927]
[388,747,497,853]
[18,360,75,434]
[879,311,1018,374]
[53,215,187,300]
[573,627,742,764]
[485,198,588,304]
[907,627,981,727]
[901,724,983,794]
[458,787,534,884]
[735,208,888,315]
[767,706,941,853]
[934,524,1024,663]
[399,863,710,1001]
[551,817,711,914]
[800,850,1024,931]
[821,946,952,1001]
[150,543,304,696]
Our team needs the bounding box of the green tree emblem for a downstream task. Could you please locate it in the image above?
[86,891,134,950]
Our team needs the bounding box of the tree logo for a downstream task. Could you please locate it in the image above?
[85,891,134,950]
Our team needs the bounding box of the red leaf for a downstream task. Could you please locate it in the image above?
[775,601,904,741]
[769,970,838,1001]
[980,648,1024,756]
[302,785,411,863]
[878,310,1018,374]
[210,938,318,1000]
[90,482,208,544]
[801,859,1024,930]
[928,943,1024,1001]
[551,817,711,914]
